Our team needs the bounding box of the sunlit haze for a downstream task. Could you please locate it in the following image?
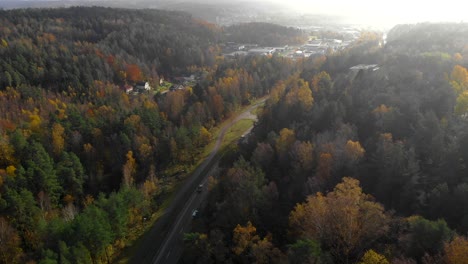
[268,0,467,27]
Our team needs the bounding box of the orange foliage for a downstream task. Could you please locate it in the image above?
[106,55,115,65]
[122,151,136,187]
[0,119,16,132]
[125,64,142,82]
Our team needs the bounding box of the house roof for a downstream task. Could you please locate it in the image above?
[135,81,148,86]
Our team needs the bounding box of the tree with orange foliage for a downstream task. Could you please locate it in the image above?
[125,64,142,82]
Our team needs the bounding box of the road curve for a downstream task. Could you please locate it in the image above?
[129,98,266,264]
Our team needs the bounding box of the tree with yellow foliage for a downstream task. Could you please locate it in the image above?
[358,249,389,264]
[444,235,468,264]
[122,151,136,187]
[344,140,365,163]
[455,90,468,116]
[289,177,389,262]
[51,123,65,156]
[232,221,285,263]
[450,65,468,94]
[232,221,259,255]
[198,126,212,147]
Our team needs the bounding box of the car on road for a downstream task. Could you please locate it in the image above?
[192,209,199,218]
[197,184,203,193]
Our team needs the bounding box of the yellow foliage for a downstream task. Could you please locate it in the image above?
[372,104,392,114]
[276,128,296,154]
[290,141,314,172]
[142,178,159,199]
[450,65,468,94]
[358,249,389,264]
[380,133,393,142]
[0,136,16,166]
[345,140,365,162]
[51,123,65,155]
[138,143,153,161]
[83,195,94,207]
[285,79,314,111]
[232,221,259,255]
[122,151,136,186]
[269,81,286,105]
[25,109,42,133]
[92,128,102,139]
[6,165,16,177]
[453,53,463,63]
[290,177,389,258]
[311,71,332,93]
[199,126,212,146]
[455,90,468,116]
[63,194,74,204]
[83,143,94,154]
[143,98,157,109]
[444,236,468,264]
[1,39,8,47]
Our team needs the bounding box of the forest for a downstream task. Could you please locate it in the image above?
[182,23,468,264]
[0,7,304,264]
[3,6,468,264]
[224,22,306,46]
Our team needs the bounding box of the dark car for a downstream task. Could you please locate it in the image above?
[197,184,203,193]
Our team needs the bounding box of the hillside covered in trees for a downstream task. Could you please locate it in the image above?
[182,23,468,264]
[0,6,304,263]
[225,22,306,46]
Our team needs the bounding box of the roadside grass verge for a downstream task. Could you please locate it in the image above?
[221,119,254,148]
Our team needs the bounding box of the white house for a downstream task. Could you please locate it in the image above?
[135,81,151,91]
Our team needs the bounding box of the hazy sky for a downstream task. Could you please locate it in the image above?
[268,0,466,26]
[2,0,466,28]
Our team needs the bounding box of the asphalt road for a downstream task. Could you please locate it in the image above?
[129,98,266,264]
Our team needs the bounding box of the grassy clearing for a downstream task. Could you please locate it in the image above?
[158,81,173,92]
[222,119,254,148]
[253,105,263,116]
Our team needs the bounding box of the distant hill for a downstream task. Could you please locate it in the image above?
[387,23,468,54]
[225,22,306,46]
[0,6,220,91]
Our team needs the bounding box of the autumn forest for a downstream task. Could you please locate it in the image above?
[1,6,468,264]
